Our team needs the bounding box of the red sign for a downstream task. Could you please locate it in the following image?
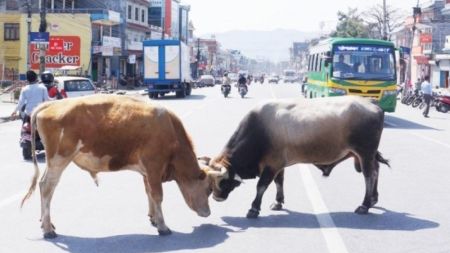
[30,36,81,69]
[420,34,432,44]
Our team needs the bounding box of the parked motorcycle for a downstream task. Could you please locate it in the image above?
[221,84,231,98]
[20,117,44,160]
[435,95,450,113]
[238,84,248,98]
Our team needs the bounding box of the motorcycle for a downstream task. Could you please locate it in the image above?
[435,95,450,113]
[221,84,231,98]
[20,117,44,160]
[238,84,248,98]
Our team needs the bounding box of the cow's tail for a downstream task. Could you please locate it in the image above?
[376,151,391,168]
[21,104,47,207]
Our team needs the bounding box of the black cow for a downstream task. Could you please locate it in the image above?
[204,96,390,218]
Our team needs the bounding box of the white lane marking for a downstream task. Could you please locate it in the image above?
[269,88,347,253]
[0,192,24,209]
[181,98,218,119]
[299,165,350,253]
[268,83,277,99]
[385,120,450,149]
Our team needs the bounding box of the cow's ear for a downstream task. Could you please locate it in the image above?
[198,170,207,180]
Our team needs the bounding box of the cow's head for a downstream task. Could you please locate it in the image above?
[179,167,212,218]
[198,156,242,202]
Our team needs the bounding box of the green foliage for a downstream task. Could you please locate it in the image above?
[331,8,369,38]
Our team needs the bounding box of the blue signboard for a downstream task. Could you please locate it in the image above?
[30,32,49,43]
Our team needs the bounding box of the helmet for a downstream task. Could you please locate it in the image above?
[41,71,54,85]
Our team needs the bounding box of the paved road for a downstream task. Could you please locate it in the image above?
[0,82,449,253]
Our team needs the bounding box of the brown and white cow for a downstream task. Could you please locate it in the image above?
[203,95,390,218]
[21,95,212,238]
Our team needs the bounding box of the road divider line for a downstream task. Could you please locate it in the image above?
[271,89,347,253]
[0,192,24,210]
[298,165,349,253]
[385,120,450,149]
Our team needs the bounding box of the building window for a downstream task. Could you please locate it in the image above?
[4,23,19,41]
[135,7,139,21]
[141,9,145,23]
[6,0,19,10]
[128,5,132,20]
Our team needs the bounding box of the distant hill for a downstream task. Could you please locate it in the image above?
[203,29,320,62]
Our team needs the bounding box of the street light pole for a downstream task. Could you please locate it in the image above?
[39,0,48,74]
[407,0,421,89]
[25,0,32,70]
[382,0,387,40]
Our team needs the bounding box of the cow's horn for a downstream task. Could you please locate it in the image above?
[206,166,228,177]
[234,174,243,183]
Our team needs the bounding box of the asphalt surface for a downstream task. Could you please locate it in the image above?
[0,82,449,253]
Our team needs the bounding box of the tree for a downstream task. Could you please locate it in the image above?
[364,4,406,40]
[331,8,369,38]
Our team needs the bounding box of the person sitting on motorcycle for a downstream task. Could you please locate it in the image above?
[221,73,232,91]
[41,71,67,99]
[238,74,248,89]
[11,70,50,122]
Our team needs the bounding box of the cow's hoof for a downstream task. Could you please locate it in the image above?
[43,231,57,239]
[270,202,283,211]
[246,209,260,219]
[158,229,172,236]
[355,205,369,215]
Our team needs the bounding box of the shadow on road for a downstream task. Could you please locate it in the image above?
[384,115,439,130]
[222,207,439,232]
[45,224,231,253]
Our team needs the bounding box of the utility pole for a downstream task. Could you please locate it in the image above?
[382,0,388,40]
[196,38,200,79]
[24,0,32,70]
[407,0,421,89]
[39,0,48,74]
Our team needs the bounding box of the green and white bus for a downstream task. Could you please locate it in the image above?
[305,38,397,112]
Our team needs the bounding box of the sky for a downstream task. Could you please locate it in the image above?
[182,0,422,35]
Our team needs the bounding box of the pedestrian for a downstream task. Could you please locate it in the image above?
[11,70,50,122]
[421,75,432,118]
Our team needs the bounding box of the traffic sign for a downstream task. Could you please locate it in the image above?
[30,32,49,44]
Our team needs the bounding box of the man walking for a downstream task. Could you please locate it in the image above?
[421,75,432,118]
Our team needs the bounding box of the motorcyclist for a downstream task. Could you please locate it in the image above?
[41,71,67,99]
[11,70,50,122]
[221,73,232,92]
[238,74,247,89]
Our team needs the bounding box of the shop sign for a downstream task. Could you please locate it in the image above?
[128,54,136,64]
[103,36,121,48]
[30,36,80,69]
[420,34,432,44]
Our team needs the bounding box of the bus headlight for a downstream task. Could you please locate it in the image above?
[383,90,397,96]
[329,88,347,95]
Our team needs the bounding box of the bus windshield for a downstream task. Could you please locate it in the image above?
[332,45,395,81]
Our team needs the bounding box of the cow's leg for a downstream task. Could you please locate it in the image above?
[39,159,70,239]
[355,156,378,215]
[148,182,171,235]
[143,176,156,227]
[247,167,275,219]
[270,169,285,211]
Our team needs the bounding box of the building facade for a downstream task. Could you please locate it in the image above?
[393,0,450,88]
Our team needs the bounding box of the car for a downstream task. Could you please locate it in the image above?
[54,76,96,98]
[198,75,215,87]
[268,75,280,84]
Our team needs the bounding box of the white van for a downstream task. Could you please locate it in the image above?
[54,76,96,98]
